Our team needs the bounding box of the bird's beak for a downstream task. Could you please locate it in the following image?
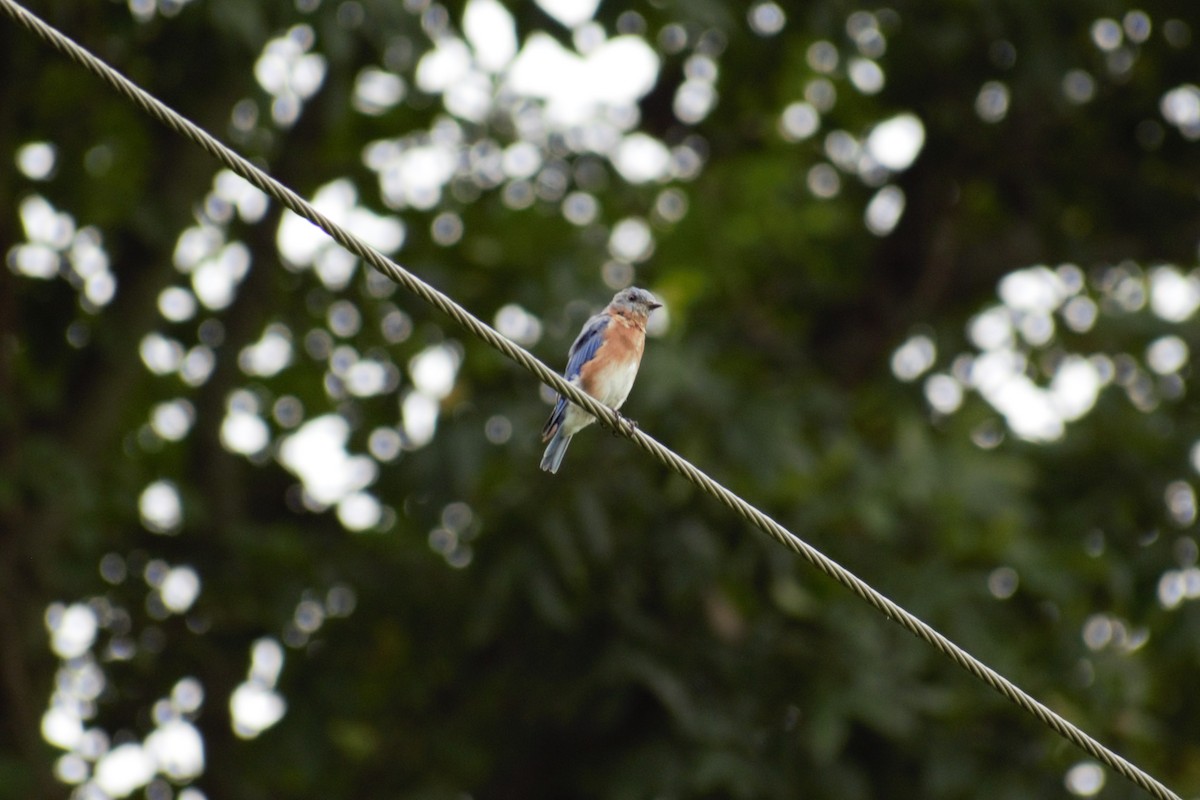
[649,300,663,310]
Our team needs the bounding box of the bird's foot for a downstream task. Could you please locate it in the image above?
[613,414,639,437]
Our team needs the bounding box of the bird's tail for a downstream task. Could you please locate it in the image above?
[540,429,572,473]
[541,396,567,442]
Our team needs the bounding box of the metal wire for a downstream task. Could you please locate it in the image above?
[0,2,1182,797]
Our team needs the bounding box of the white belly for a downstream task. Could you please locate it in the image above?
[559,360,640,437]
[593,359,639,408]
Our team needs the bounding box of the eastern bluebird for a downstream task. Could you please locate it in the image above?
[540,287,662,473]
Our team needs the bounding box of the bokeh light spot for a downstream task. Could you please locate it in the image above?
[140,480,183,534]
[847,58,884,95]
[368,427,403,462]
[613,133,671,183]
[805,78,837,112]
[1160,84,1200,138]
[1062,296,1098,332]
[409,343,461,399]
[779,102,820,141]
[157,286,197,323]
[1065,761,1105,796]
[1090,18,1123,51]
[1165,481,1197,527]
[146,719,205,782]
[172,678,204,714]
[976,81,1010,123]
[864,185,905,236]
[150,400,195,441]
[160,566,201,613]
[279,415,378,508]
[1062,70,1096,104]
[1146,335,1188,374]
[924,374,963,414]
[273,395,305,428]
[239,324,293,377]
[95,743,155,798]
[653,188,688,224]
[230,683,286,740]
[866,114,925,171]
[562,191,599,226]
[748,2,786,36]
[337,491,383,531]
[16,141,57,180]
[1148,266,1200,321]
[431,211,464,246]
[534,0,599,29]
[46,603,98,659]
[891,334,936,381]
[987,566,1019,599]
[485,415,513,444]
[674,80,718,124]
[807,163,840,198]
[1123,11,1151,43]
[100,553,127,584]
[495,303,543,346]
[608,217,654,263]
[382,308,414,344]
[220,409,270,457]
[353,67,405,115]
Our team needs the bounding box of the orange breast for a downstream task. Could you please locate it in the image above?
[578,316,646,406]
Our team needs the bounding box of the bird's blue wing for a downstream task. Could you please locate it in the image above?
[540,314,609,443]
[564,313,609,381]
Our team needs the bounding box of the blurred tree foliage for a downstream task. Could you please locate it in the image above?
[2,0,1199,798]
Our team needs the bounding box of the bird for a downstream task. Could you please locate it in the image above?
[540,287,662,473]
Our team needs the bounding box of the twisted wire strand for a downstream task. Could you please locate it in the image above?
[0,2,1181,797]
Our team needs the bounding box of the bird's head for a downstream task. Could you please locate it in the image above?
[611,287,663,317]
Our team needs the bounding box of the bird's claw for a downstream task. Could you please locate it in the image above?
[613,414,639,437]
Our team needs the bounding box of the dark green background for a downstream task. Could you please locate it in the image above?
[2,0,1198,797]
